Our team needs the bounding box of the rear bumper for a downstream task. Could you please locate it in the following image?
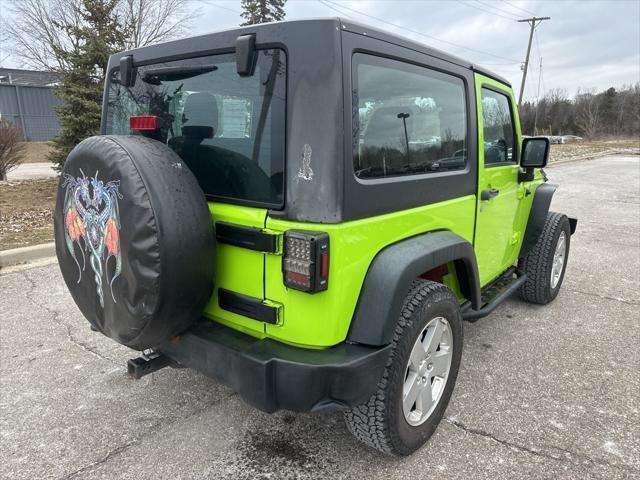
[159,320,391,413]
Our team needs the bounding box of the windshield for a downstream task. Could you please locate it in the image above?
[105,50,286,207]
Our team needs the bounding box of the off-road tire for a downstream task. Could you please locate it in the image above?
[344,280,463,456]
[518,211,571,305]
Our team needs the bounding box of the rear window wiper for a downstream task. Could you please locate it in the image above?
[142,65,218,84]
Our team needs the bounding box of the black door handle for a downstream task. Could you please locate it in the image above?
[481,188,500,201]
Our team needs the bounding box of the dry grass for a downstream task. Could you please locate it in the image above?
[20,142,54,163]
[549,138,640,163]
[0,177,57,250]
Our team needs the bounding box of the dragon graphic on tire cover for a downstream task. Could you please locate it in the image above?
[61,170,123,307]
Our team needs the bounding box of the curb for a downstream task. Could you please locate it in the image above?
[0,242,56,268]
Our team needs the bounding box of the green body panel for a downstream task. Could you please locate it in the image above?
[263,195,476,347]
[472,74,541,285]
[201,74,545,350]
[202,203,268,339]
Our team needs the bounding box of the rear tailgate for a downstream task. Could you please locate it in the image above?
[202,203,269,338]
[103,45,287,338]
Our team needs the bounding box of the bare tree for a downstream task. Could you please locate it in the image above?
[575,89,600,138]
[5,0,196,72]
[0,120,26,181]
[119,0,195,50]
[4,0,85,71]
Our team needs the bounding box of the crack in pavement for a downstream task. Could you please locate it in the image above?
[9,268,239,479]
[445,417,639,474]
[19,269,119,365]
[57,391,237,480]
[57,440,139,480]
[567,288,640,306]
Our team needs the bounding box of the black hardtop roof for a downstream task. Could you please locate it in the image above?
[111,17,511,87]
[338,18,511,87]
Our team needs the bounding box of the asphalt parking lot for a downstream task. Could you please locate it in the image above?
[1,155,638,480]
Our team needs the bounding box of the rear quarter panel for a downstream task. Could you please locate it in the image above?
[265,196,476,348]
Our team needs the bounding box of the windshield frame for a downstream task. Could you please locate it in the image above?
[103,47,288,210]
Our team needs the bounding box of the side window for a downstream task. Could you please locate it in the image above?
[353,54,467,180]
[481,88,516,166]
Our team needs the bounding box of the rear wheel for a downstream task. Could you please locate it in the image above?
[519,211,571,304]
[344,280,463,456]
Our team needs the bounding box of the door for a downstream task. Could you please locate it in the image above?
[473,77,523,286]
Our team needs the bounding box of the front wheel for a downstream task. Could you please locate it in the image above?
[344,280,463,456]
[519,211,571,304]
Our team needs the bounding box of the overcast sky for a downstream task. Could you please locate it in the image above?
[1,0,639,100]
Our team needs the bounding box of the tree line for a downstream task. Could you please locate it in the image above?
[518,84,640,139]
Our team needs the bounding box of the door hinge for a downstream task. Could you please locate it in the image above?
[261,228,283,255]
[262,299,284,326]
[216,222,282,254]
[218,289,284,325]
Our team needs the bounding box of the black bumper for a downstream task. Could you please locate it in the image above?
[159,320,391,413]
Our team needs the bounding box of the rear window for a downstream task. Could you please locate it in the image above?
[106,50,286,207]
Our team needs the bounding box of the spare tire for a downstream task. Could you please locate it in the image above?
[54,135,215,350]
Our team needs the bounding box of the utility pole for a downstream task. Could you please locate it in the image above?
[517,16,550,107]
[533,56,543,134]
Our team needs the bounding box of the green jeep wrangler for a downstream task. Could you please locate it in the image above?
[54,18,577,456]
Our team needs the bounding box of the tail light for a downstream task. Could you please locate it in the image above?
[130,115,159,131]
[283,231,329,293]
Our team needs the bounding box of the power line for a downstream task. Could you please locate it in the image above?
[474,0,521,20]
[455,0,518,21]
[317,0,354,19]
[323,0,520,63]
[501,0,537,17]
[534,29,546,97]
[517,16,550,106]
[479,61,522,66]
[194,0,241,15]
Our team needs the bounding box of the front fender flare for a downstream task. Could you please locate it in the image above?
[519,182,557,259]
[346,231,481,347]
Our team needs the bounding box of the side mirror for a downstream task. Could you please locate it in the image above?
[519,137,550,182]
[521,137,550,168]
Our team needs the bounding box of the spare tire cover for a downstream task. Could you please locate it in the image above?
[54,135,215,350]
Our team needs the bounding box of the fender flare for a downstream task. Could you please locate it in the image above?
[519,182,557,259]
[346,231,481,347]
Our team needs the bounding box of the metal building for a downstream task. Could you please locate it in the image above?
[0,68,62,141]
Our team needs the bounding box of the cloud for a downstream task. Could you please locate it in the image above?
[295,0,640,98]
[1,0,638,98]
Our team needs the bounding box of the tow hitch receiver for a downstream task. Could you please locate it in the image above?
[127,352,171,379]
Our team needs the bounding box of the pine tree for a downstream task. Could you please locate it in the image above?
[240,0,286,26]
[49,0,125,169]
